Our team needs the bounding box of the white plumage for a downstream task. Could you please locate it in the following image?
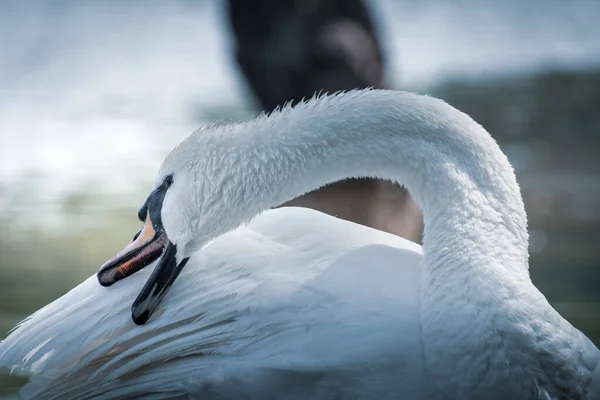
[0,90,598,399]
[2,208,425,399]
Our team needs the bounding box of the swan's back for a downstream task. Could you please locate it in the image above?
[0,207,424,399]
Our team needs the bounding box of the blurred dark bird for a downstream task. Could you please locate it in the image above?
[227,0,423,241]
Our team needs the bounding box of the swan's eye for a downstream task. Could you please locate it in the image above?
[164,175,174,188]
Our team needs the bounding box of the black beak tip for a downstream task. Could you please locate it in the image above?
[132,307,151,325]
[97,271,115,287]
[128,243,190,327]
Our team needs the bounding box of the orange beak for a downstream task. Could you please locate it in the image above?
[97,212,168,286]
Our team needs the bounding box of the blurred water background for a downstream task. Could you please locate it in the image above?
[1,0,600,396]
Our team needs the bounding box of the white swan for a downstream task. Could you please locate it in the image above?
[0,90,598,399]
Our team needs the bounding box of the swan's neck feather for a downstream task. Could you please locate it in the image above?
[171,90,531,294]
[198,90,530,270]
[163,90,597,397]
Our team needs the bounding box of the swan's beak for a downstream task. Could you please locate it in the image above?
[96,205,190,325]
[97,212,167,286]
[130,242,190,325]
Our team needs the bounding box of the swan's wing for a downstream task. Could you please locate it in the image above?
[0,207,424,399]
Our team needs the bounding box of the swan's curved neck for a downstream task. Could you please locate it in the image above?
[218,91,534,394]
[230,91,529,277]
[173,90,538,394]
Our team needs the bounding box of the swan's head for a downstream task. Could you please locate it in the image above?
[96,130,244,325]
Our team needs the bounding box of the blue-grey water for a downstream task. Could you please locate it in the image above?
[1,0,599,221]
